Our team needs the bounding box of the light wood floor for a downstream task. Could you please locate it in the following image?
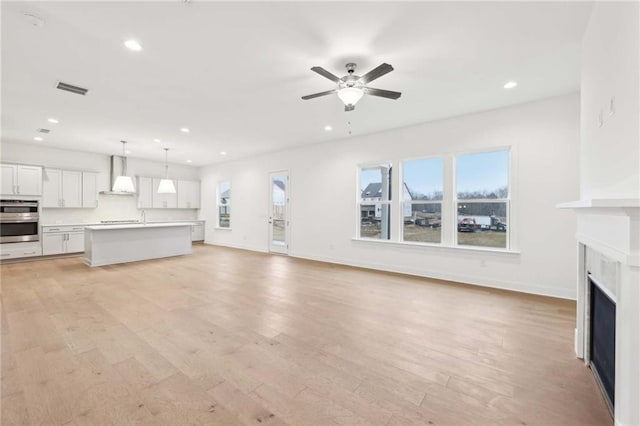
[1,245,611,426]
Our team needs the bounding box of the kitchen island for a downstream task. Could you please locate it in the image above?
[84,222,192,267]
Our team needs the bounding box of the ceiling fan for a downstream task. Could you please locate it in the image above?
[302,62,401,112]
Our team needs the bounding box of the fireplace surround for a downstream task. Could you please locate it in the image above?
[558,198,639,426]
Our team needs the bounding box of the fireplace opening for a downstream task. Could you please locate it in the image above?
[589,275,616,413]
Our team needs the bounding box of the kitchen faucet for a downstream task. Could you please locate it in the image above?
[141,210,146,225]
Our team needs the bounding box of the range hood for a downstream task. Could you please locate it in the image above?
[99,155,136,196]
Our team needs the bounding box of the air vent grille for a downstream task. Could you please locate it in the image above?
[56,81,88,96]
[36,128,50,133]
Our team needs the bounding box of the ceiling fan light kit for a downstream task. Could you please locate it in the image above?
[302,62,401,112]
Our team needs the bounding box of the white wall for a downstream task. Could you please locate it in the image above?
[201,93,580,299]
[580,1,640,200]
[0,141,200,224]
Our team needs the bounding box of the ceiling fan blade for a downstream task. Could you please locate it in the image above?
[359,63,394,84]
[364,87,402,100]
[301,89,337,100]
[311,66,341,83]
[345,104,355,112]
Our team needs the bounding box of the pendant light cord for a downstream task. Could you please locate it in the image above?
[164,148,169,179]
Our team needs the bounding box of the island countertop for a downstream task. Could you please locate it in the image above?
[84,222,194,231]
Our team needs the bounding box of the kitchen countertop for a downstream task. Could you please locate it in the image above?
[42,220,205,227]
[84,222,195,231]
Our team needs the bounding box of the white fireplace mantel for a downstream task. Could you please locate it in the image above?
[557,198,640,267]
[557,197,640,426]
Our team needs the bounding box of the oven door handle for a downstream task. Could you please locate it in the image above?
[0,219,39,223]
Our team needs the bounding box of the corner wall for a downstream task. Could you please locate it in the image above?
[200,94,580,299]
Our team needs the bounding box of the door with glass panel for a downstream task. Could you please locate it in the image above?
[268,171,289,254]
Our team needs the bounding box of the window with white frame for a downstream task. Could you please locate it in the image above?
[217,181,231,228]
[455,149,509,248]
[401,157,443,243]
[358,162,392,240]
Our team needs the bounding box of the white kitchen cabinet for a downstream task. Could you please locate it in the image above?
[152,178,177,209]
[191,222,205,241]
[66,232,85,253]
[137,176,153,209]
[177,180,201,209]
[42,226,85,255]
[43,168,83,208]
[0,242,42,259]
[0,164,42,196]
[62,171,82,208]
[42,232,65,255]
[43,168,62,207]
[82,172,99,208]
[1,164,16,195]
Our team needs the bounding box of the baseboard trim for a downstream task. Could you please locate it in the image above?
[202,241,575,300]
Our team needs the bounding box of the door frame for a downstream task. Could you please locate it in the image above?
[268,170,290,254]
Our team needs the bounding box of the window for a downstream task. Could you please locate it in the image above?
[217,181,231,228]
[401,157,443,243]
[456,150,509,248]
[358,163,392,240]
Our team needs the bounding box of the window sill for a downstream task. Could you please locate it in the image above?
[351,237,521,254]
[214,227,232,231]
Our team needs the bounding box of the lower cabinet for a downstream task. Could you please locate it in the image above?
[191,222,205,241]
[0,242,42,260]
[42,226,85,255]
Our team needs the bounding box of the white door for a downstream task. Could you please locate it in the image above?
[62,170,82,208]
[1,164,16,195]
[268,171,289,254]
[43,168,62,208]
[16,165,42,196]
[82,172,98,208]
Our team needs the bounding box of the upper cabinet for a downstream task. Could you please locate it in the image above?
[0,164,42,196]
[152,178,178,209]
[177,180,200,209]
[43,168,97,208]
[82,172,99,208]
[137,176,200,209]
[137,177,153,209]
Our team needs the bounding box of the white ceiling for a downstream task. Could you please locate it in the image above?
[1,1,593,166]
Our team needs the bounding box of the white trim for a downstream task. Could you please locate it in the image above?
[351,237,521,254]
[292,251,570,300]
[214,227,232,231]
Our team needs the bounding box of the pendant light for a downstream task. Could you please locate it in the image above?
[157,148,176,194]
[112,141,135,193]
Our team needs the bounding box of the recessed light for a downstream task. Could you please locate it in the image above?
[124,39,142,51]
[34,136,43,141]
[324,125,333,131]
[186,159,192,163]
[220,151,227,156]
[503,81,518,89]
[153,138,161,143]
[180,128,190,133]
[47,118,59,124]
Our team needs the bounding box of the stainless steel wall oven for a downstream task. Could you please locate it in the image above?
[0,200,39,243]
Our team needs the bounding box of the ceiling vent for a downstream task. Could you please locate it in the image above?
[36,128,50,133]
[56,81,88,96]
